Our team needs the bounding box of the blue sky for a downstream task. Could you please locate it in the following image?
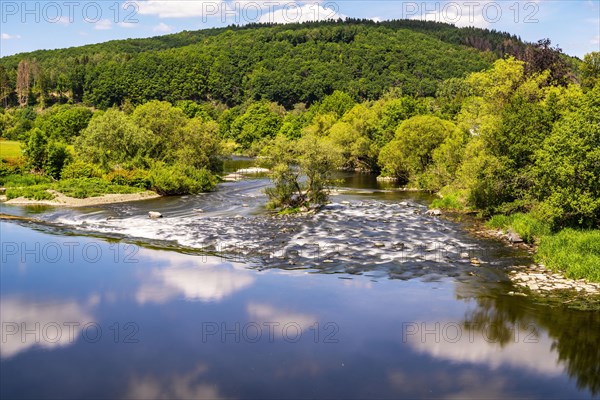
[1,1,598,58]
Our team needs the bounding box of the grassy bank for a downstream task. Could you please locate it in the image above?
[1,174,144,200]
[0,140,23,160]
[484,212,600,283]
[537,230,600,283]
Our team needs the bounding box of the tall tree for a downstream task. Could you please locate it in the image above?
[0,65,11,108]
[16,60,30,107]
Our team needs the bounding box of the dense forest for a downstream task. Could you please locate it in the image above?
[1,18,578,110]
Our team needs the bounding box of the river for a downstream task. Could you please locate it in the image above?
[0,161,598,399]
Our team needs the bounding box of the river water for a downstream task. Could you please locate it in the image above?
[1,162,598,399]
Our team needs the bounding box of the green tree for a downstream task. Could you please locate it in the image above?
[23,128,48,170]
[378,115,455,183]
[76,110,151,170]
[580,52,600,91]
[229,102,284,149]
[533,85,600,228]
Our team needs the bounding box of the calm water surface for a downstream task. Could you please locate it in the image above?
[1,165,598,399]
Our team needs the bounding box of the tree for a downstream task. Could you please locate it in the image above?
[378,115,456,183]
[16,60,30,107]
[580,52,600,91]
[23,128,48,170]
[262,134,342,209]
[76,110,151,170]
[0,66,11,108]
[297,134,343,205]
[533,85,600,229]
[45,141,71,179]
[229,102,284,149]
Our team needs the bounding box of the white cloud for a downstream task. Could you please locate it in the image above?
[259,3,345,24]
[407,1,502,29]
[592,35,600,45]
[153,22,174,32]
[0,33,21,40]
[94,19,113,30]
[118,21,138,29]
[135,0,226,18]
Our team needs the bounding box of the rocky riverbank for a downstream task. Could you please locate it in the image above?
[509,264,600,295]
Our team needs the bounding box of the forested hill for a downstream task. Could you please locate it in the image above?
[0,19,568,109]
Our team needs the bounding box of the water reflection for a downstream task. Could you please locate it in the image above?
[0,296,96,359]
[459,291,600,396]
[135,253,254,304]
[125,364,222,400]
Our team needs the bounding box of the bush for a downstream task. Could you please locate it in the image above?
[149,163,216,195]
[60,160,103,179]
[537,229,600,282]
[55,178,142,198]
[0,173,52,187]
[45,142,72,179]
[105,169,151,189]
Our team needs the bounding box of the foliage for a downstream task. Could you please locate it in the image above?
[45,141,72,179]
[34,105,93,143]
[148,163,216,195]
[532,84,600,229]
[76,109,151,170]
[105,169,151,190]
[60,160,103,179]
[0,173,52,187]
[229,102,284,150]
[22,128,48,170]
[378,115,456,184]
[262,134,342,209]
[0,20,499,109]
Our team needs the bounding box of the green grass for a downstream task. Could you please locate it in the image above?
[0,140,23,159]
[2,176,144,200]
[0,174,53,187]
[430,192,466,211]
[486,213,551,244]
[537,229,600,283]
[55,178,143,198]
[6,186,55,200]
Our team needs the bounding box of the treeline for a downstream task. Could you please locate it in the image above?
[0,19,539,110]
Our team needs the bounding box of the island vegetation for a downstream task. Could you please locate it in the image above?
[0,19,599,281]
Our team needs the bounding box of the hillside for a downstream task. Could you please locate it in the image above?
[0,19,537,109]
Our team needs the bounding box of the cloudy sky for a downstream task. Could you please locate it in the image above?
[1,1,598,58]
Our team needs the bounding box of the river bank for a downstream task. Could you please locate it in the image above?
[436,209,600,306]
[0,190,160,207]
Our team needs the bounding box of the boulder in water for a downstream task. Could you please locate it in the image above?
[506,230,524,243]
[148,211,163,219]
[426,209,442,216]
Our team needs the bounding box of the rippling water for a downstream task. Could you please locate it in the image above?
[1,166,598,399]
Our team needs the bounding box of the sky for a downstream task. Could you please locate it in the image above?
[0,0,598,58]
